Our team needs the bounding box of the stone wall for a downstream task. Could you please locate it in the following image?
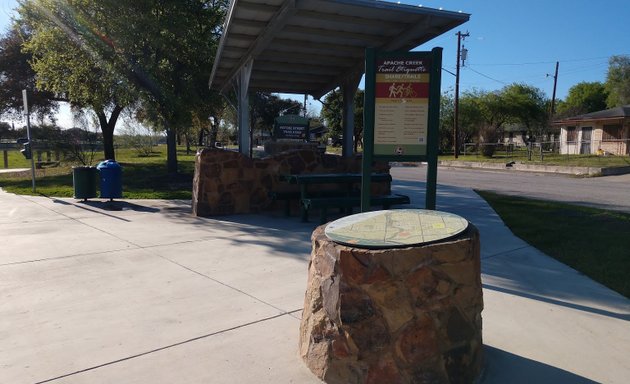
[299,225,483,384]
[264,141,321,155]
[192,148,390,216]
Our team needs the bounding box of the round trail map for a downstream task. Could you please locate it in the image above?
[324,209,469,249]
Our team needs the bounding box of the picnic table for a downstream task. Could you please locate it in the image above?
[276,172,409,223]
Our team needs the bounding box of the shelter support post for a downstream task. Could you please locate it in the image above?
[341,74,362,158]
[237,60,253,156]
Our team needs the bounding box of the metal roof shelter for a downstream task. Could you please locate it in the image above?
[209,0,470,156]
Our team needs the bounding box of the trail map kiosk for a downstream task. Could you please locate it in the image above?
[362,48,442,211]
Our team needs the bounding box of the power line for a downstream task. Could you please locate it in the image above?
[469,55,627,67]
[465,66,507,85]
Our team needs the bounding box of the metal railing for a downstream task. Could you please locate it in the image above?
[461,139,630,163]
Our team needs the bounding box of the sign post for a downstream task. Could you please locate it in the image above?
[362,47,442,212]
[22,89,36,193]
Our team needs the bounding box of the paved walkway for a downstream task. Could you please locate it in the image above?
[0,168,30,174]
[1,179,629,383]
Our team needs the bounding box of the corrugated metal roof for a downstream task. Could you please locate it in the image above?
[209,0,469,98]
[553,105,630,125]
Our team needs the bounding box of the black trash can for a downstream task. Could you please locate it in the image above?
[72,166,98,201]
[97,160,122,200]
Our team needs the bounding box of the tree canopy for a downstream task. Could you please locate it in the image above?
[437,84,549,154]
[87,0,229,173]
[605,55,630,108]
[17,0,138,160]
[15,0,228,171]
[251,92,302,136]
[320,88,364,151]
[556,81,608,117]
[0,25,58,122]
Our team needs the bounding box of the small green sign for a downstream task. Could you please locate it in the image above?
[274,114,310,140]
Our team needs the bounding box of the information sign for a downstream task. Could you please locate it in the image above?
[362,48,442,211]
[374,58,430,157]
[274,115,309,140]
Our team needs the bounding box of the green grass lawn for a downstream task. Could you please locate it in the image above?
[0,145,197,199]
[478,191,630,298]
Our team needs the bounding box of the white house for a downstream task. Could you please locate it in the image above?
[552,105,630,155]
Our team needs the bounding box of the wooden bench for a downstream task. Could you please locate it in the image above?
[272,172,393,218]
[301,193,411,224]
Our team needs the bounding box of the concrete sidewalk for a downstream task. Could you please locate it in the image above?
[1,179,629,384]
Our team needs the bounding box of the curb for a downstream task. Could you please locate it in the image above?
[391,161,630,176]
[438,161,630,176]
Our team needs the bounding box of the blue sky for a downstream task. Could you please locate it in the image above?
[411,0,629,100]
[2,0,629,124]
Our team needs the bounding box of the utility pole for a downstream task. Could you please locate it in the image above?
[549,61,559,117]
[454,31,469,158]
[22,89,36,193]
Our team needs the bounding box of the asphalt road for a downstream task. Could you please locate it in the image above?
[391,165,630,213]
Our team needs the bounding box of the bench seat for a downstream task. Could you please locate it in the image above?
[270,190,361,216]
[301,194,410,223]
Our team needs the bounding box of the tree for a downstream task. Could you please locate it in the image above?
[458,92,485,148]
[320,88,364,151]
[84,0,229,174]
[557,81,608,117]
[353,90,364,152]
[0,25,58,122]
[459,84,547,157]
[501,83,548,136]
[19,0,228,173]
[440,90,487,154]
[251,92,302,137]
[18,1,133,160]
[0,122,13,140]
[605,55,630,107]
[321,89,343,144]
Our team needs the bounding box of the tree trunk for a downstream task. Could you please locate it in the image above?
[210,116,218,146]
[198,128,207,146]
[165,121,178,175]
[96,105,124,161]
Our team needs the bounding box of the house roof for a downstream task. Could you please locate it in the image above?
[553,105,630,125]
[209,0,469,98]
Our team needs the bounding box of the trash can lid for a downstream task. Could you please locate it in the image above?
[96,159,122,170]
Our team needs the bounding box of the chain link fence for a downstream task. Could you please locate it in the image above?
[2,138,108,169]
[462,139,630,165]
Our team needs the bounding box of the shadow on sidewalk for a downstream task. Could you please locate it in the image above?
[482,346,599,384]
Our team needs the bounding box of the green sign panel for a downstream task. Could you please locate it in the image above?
[274,114,310,140]
[361,48,442,211]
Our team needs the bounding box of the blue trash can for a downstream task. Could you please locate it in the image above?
[97,160,122,199]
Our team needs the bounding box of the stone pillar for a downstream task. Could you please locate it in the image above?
[299,225,483,384]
